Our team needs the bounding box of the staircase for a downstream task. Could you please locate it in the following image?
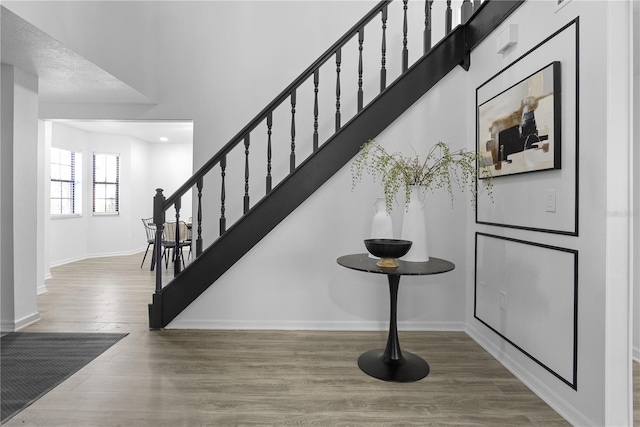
[149,0,523,329]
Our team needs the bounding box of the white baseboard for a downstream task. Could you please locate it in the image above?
[50,248,145,269]
[50,254,86,268]
[37,283,47,295]
[16,312,41,330]
[634,346,640,363]
[466,323,592,427]
[1,312,41,332]
[166,319,466,331]
[1,319,15,333]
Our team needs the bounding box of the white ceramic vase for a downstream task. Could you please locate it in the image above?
[369,197,394,258]
[400,185,429,262]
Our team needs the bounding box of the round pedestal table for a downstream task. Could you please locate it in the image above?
[337,253,455,382]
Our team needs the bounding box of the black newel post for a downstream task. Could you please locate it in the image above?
[149,188,165,330]
[153,188,165,292]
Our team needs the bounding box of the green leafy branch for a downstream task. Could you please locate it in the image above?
[351,140,493,213]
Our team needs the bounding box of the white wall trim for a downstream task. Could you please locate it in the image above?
[2,311,41,332]
[0,321,15,333]
[466,323,592,427]
[167,319,467,331]
[633,347,640,363]
[16,312,40,330]
[49,247,145,269]
[37,283,47,295]
[604,1,634,425]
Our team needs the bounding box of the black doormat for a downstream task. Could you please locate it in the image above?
[0,332,127,424]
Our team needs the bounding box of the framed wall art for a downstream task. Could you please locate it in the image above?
[477,61,561,178]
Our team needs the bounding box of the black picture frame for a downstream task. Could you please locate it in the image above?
[477,61,561,178]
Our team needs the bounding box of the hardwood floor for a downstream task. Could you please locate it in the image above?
[7,253,570,426]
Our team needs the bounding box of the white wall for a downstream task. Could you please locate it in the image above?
[48,122,192,267]
[3,0,429,245]
[3,0,474,260]
[0,64,41,331]
[465,1,633,426]
[172,65,471,330]
[632,0,640,363]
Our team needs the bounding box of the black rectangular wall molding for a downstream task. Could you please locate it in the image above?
[474,232,578,389]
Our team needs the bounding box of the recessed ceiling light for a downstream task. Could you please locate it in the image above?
[159,137,169,142]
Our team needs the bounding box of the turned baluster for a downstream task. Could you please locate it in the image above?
[445,0,453,34]
[313,70,319,152]
[335,48,342,132]
[357,27,364,112]
[402,0,409,72]
[461,0,473,23]
[290,90,296,173]
[266,112,273,193]
[244,135,250,214]
[173,197,181,276]
[380,5,388,92]
[424,0,433,54]
[196,177,203,257]
[220,155,227,235]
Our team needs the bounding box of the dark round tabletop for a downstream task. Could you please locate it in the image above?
[337,253,455,276]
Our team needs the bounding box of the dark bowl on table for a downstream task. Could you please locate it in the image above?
[364,239,412,260]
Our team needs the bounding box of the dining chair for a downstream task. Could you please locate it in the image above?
[162,221,192,269]
[141,218,157,270]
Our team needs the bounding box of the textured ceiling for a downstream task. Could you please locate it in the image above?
[0,6,151,104]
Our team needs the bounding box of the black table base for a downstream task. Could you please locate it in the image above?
[336,254,455,383]
[358,349,430,382]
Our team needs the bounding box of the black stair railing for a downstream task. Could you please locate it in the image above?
[150,0,501,324]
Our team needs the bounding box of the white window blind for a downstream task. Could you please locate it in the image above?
[93,152,120,214]
[50,147,82,215]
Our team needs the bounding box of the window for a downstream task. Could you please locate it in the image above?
[93,152,120,214]
[50,147,82,215]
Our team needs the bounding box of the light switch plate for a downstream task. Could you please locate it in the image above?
[499,291,507,311]
[478,281,486,299]
[545,189,556,212]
